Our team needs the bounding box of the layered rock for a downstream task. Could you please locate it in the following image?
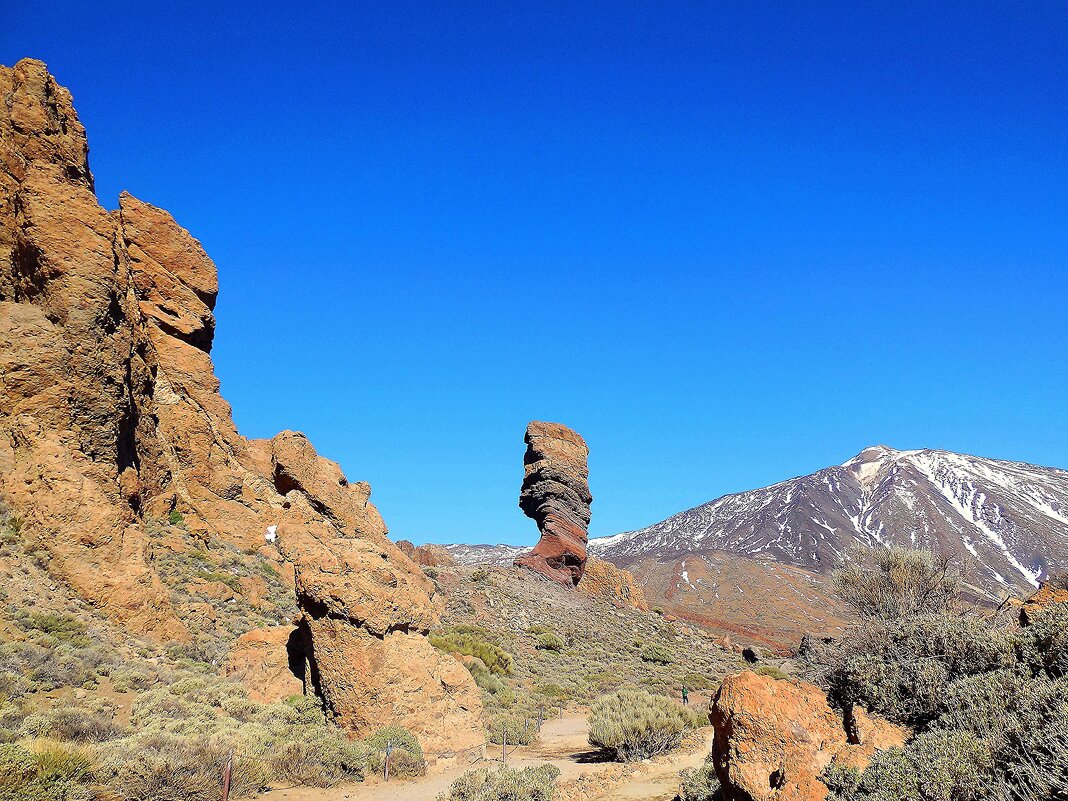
[709,671,907,801]
[514,421,592,586]
[0,59,482,753]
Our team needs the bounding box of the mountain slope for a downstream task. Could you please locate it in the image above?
[593,446,1068,599]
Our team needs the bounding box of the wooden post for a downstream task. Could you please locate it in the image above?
[221,749,233,801]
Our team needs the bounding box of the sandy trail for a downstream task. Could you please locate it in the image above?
[258,712,710,801]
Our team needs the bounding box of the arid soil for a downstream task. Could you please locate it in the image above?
[260,711,712,801]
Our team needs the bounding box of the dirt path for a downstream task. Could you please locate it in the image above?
[259,713,710,801]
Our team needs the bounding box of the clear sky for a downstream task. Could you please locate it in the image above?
[3,2,1066,546]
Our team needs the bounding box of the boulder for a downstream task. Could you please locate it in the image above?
[225,626,304,703]
[578,557,649,611]
[709,671,907,801]
[0,59,483,754]
[514,421,592,586]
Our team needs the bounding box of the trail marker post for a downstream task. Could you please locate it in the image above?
[384,740,393,782]
[221,749,233,801]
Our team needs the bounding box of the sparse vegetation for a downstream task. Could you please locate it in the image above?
[806,546,1068,801]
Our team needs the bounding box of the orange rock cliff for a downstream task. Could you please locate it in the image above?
[0,58,483,754]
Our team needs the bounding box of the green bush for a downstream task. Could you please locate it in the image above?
[429,632,514,676]
[439,763,561,801]
[808,613,1013,727]
[535,633,565,652]
[18,613,88,643]
[640,644,674,665]
[486,714,536,746]
[1015,602,1068,679]
[468,663,508,695]
[168,510,185,526]
[679,754,720,800]
[0,742,92,801]
[754,664,790,680]
[588,688,697,761]
[362,725,425,779]
[846,731,992,801]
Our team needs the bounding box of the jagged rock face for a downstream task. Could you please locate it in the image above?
[0,59,482,752]
[710,671,908,801]
[514,421,592,586]
[396,540,458,568]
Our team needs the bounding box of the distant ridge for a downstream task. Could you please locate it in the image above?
[592,445,1068,598]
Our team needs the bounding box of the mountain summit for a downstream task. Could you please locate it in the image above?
[593,446,1068,598]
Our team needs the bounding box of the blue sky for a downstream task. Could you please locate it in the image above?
[4,2,1066,546]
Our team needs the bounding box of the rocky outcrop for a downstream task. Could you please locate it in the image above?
[0,59,482,753]
[578,557,649,611]
[397,540,458,568]
[225,626,304,703]
[1019,582,1068,626]
[514,421,592,586]
[709,671,907,801]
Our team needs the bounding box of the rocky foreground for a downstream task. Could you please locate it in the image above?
[0,58,481,752]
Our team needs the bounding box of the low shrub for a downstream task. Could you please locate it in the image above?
[362,725,425,779]
[0,741,92,801]
[486,714,536,746]
[754,664,790,680]
[807,613,1013,727]
[845,730,992,801]
[22,707,124,742]
[535,633,565,652]
[269,730,367,787]
[430,631,514,676]
[96,731,271,801]
[468,663,508,695]
[439,763,561,801]
[640,644,674,665]
[1015,602,1068,679]
[588,688,697,761]
[679,754,721,800]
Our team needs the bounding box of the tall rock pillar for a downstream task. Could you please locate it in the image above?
[514,421,592,586]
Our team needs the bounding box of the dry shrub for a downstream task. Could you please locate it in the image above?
[439,763,561,801]
[588,688,699,761]
[833,546,959,620]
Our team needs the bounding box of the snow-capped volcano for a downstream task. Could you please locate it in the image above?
[592,446,1068,598]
